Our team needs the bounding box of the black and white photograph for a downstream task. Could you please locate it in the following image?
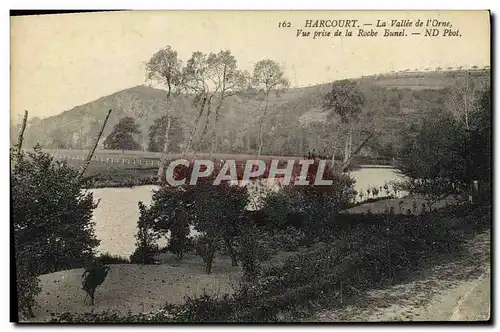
[10,10,491,323]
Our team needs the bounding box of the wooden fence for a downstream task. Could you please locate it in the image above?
[51,154,162,167]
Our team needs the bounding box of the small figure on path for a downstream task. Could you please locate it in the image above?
[82,263,111,305]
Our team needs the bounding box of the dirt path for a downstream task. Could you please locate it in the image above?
[309,231,491,322]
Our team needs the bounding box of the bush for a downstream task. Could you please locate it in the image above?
[396,87,491,205]
[268,227,306,252]
[193,234,217,274]
[130,201,160,264]
[12,146,100,318]
[259,169,356,243]
[167,214,191,260]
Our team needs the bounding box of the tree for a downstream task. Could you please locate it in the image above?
[130,201,160,264]
[148,115,183,153]
[141,186,191,261]
[145,46,183,181]
[252,59,290,158]
[49,128,68,149]
[103,117,141,152]
[397,86,491,206]
[323,80,365,164]
[206,50,249,158]
[139,165,250,273]
[181,52,216,157]
[12,146,100,318]
[183,180,249,271]
[445,71,481,131]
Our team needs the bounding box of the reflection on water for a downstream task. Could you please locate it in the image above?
[89,185,160,257]
[89,167,405,257]
[350,167,407,202]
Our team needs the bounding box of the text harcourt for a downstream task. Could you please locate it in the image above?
[304,19,359,28]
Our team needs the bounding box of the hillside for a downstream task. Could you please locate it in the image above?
[15,69,490,158]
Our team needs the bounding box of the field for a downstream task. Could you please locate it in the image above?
[30,148,397,188]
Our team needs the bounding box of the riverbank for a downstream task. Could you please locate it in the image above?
[35,202,490,323]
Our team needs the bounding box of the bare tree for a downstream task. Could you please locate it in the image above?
[181,52,218,158]
[205,50,249,159]
[252,59,289,158]
[145,46,183,182]
[445,71,480,131]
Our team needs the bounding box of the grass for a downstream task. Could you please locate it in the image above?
[44,201,490,323]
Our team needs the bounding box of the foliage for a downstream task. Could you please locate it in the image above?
[130,201,159,264]
[147,115,183,152]
[183,181,250,270]
[237,223,260,281]
[145,45,183,95]
[259,165,356,242]
[397,86,491,204]
[12,146,100,318]
[323,80,365,123]
[193,234,218,274]
[268,227,306,252]
[168,211,192,260]
[252,60,289,96]
[135,176,251,273]
[103,117,141,151]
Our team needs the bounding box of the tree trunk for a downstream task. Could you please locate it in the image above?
[205,249,215,274]
[331,147,336,168]
[257,93,269,159]
[348,123,353,161]
[78,109,112,179]
[182,95,208,158]
[156,84,173,183]
[16,110,28,162]
[157,113,172,182]
[208,99,223,160]
[193,98,213,159]
[341,132,375,172]
[343,135,349,164]
[224,238,239,266]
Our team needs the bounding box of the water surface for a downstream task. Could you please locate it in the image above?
[90,167,405,257]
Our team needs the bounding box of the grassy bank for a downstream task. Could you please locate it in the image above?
[49,202,490,323]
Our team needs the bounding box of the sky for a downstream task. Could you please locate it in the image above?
[10,10,490,120]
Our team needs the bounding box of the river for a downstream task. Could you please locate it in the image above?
[89,167,405,257]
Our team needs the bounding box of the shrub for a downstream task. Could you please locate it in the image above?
[167,213,191,260]
[260,170,355,243]
[238,225,260,281]
[269,227,306,252]
[12,146,100,318]
[193,234,217,274]
[130,202,159,264]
